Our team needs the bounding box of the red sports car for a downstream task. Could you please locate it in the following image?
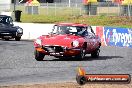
[34,23,101,61]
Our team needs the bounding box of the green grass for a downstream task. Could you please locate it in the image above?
[13,6,132,28]
[20,14,132,28]
[21,14,71,23]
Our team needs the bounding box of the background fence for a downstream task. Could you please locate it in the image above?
[0,2,132,17]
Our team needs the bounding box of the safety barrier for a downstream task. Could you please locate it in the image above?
[96,26,132,48]
[14,22,54,40]
[14,22,132,48]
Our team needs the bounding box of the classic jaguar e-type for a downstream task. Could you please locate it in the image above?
[34,23,101,61]
[0,15,23,41]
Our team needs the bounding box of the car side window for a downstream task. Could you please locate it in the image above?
[83,27,88,36]
[87,26,94,34]
[78,27,88,36]
[52,25,57,33]
[9,17,13,25]
[6,17,13,26]
[5,18,9,24]
[87,26,95,38]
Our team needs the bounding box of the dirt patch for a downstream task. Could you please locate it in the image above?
[0,82,132,88]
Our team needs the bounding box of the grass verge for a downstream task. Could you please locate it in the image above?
[21,14,132,28]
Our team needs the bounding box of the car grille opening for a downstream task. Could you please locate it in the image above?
[43,46,64,53]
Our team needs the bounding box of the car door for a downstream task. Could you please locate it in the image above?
[83,27,93,53]
[88,26,100,50]
[87,26,97,51]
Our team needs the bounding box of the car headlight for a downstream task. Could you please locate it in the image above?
[72,40,79,47]
[17,28,23,33]
[35,39,42,45]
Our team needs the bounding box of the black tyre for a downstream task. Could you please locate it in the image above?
[76,75,87,85]
[34,50,45,61]
[91,49,100,58]
[75,49,85,60]
[4,38,9,41]
[15,37,21,41]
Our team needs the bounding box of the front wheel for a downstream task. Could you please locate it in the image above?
[91,49,100,58]
[15,37,21,41]
[75,49,85,60]
[34,50,45,61]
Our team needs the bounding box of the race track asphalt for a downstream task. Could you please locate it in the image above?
[0,40,132,86]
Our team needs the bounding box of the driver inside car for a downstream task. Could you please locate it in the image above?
[78,27,88,36]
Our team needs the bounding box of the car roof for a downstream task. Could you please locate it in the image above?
[0,15,10,17]
[56,23,88,27]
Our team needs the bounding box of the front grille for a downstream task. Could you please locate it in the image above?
[0,32,15,36]
[43,46,64,53]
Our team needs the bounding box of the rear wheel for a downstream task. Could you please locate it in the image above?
[34,50,45,61]
[91,48,100,58]
[15,37,21,41]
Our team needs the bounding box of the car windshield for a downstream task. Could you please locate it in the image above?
[52,25,88,36]
[0,17,10,24]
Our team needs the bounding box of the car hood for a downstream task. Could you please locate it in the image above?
[0,29,17,32]
[40,34,84,48]
[0,25,17,32]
